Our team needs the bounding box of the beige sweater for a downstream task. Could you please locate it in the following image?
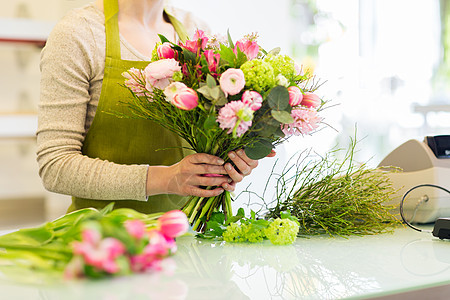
[37,3,208,201]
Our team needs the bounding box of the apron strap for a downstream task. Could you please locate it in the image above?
[104,0,189,59]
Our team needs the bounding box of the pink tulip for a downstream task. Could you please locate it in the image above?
[241,90,262,111]
[164,82,188,102]
[288,86,303,106]
[235,39,259,60]
[301,92,321,108]
[157,210,189,238]
[219,68,245,97]
[157,42,176,59]
[144,58,181,91]
[171,87,199,110]
[124,219,146,240]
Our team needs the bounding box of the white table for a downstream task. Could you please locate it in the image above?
[1,227,450,299]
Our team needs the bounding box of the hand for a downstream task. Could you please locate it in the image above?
[221,149,277,192]
[146,153,231,198]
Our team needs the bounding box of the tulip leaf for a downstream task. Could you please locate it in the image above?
[271,110,294,124]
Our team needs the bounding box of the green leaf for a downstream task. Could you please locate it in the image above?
[182,48,197,63]
[267,47,281,56]
[206,74,217,88]
[271,110,294,124]
[158,34,170,44]
[219,44,237,68]
[227,29,234,48]
[267,86,290,111]
[204,114,219,131]
[245,139,273,160]
[100,202,115,215]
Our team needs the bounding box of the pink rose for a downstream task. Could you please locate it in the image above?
[288,86,303,106]
[301,92,321,108]
[158,210,189,238]
[241,90,262,111]
[235,39,259,60]
[171,87,199,110]
[157,42,176,59]
[219,68,245,97]
[144,58,181,91]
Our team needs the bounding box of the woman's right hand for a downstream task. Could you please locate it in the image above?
[146,153,231,198]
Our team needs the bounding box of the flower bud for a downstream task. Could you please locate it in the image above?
[157,42,175,59]
[158,210,189,238]
[301,92,321,108]
[287,86,303,106]
[172,87,199,110]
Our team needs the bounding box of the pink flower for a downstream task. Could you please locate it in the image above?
[183,29,208,53]
[281,107,321,136]
[204,50,220,75]
[288,86,303,106]
[158,210,189,238]
[301,92,321,108]
[125,219,146,240]
[217,101,253,137]
[157,42,176,59]
[123,68,150,97]
[219,68,245,97]
[235,39,259,60]
[241,90,262,111]
[72,230,126,274]
[164,82,188,102]
[171,87,199,110]
[144,58,181,91]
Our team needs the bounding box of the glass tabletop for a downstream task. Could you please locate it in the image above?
[1,226,449,299]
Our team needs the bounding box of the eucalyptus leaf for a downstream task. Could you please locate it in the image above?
[267,47,281,56]
[245,139,273,160]
[267,86,290,111]
[271,110,294,124]
[206,74,217,88]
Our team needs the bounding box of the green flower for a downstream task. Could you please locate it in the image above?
[151,42,162,62]
[223,223,266,243]
[264,54,296,79]
[264,218,299,245]
[240,59,276,92]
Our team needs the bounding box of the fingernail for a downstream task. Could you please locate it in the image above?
[225,164,232,171]
[229,152,235,159]
[217,158,224,164]
[228,178,232,183]
[223,183,228,190]
[238,150,244,155]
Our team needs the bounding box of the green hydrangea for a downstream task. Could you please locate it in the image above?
[223,223,266,243]
[264,218,299,245]
[151,42,162,61]
[264,54,295,79]
[240,59,276,92]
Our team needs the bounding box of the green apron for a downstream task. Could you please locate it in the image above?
[68,0,190,213]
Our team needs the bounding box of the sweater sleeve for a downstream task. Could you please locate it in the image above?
[36,10,149,201]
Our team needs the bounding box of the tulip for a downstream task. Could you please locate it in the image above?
[164,82,188,102]
[157,42,176,59]
[288,86,303,106]
[241,90,262,111]
[157,210,189,238]
[124,219,146,240]
[171,87,199,110]
[301,92,321,108]
[235,38,259,60]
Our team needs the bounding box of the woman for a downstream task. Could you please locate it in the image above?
[37,0,268,214]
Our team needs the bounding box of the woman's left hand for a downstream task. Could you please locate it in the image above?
[221,149,276,192]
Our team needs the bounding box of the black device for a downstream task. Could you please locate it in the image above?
[426,135,450,159]
[432,217,450,239]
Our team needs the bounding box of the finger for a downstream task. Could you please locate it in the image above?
[224,162,244,183]
[228,151,252,176]
[235,149,259,169]
[221,181,236,192]
[187,186,224,198]
[188,153,225,165]
[195,175,231,187]
[267,150,277,157]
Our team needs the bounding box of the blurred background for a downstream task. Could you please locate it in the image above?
[0,0,449,228]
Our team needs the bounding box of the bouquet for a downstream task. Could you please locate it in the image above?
[122,30,325,231]
[0,204,188,280]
